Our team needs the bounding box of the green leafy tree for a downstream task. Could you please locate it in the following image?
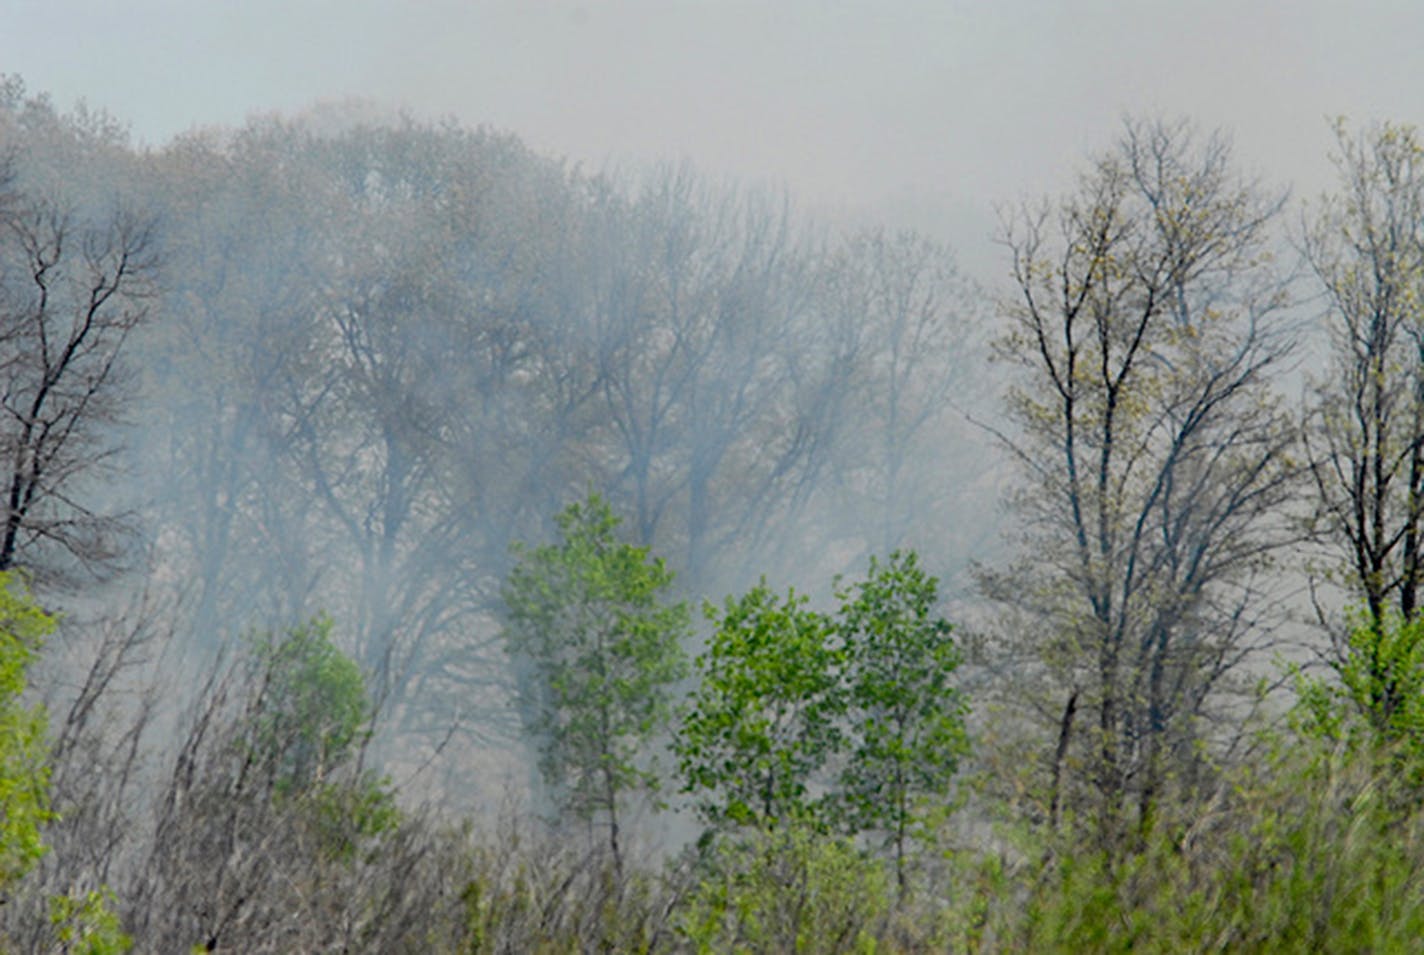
[250,616,398,861]
[675,582,843,831]
[0,571,54,887]
[501,493,690,870]
[251,613,369,791]
[834,550,968,893]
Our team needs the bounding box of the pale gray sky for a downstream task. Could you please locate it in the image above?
[5,1,1422,276]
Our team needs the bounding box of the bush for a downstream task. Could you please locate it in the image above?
[49,887,132,955]
[1007,734,1424,953]
[680,824,891,954]
[0,571,54,887]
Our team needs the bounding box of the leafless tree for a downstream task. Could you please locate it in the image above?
[1304,122,1424,630]
[0,157,157,584]
[988,117,1299,847]
[821,228,984,563]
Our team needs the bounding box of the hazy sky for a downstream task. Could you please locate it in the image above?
[5,1,1423,276]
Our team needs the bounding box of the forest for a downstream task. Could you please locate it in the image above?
[2,73,1424,951]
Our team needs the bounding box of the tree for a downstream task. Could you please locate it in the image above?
[0,570,53,888]
[0,156,157,584]
[136,615,413,952]
[270,120,479,710]
[822,230,983,562]
[139,120,332,645]
[249,614,369,791]
[675,581,843,831]
[989,117,1297,846]
[576,165,856,592]
[139,115,577,750]
[500,493,689,870]
[834,551,968,893]
[1303,120,1424,731]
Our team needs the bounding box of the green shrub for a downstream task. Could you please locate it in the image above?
[0,572,54,886]
[251,613,369,790]
[49,887,132,955]
[681,824,891,954]
[1009,735,1424,953]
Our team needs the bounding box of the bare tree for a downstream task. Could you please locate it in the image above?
[1304,122,1424,629]
[822,228,982,562]
[274,123,525,714]
[578,164,857,591]
[989,118,1298,846]
[139,122,332,645]
[0,159,157,584]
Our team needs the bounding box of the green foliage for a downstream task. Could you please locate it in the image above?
[676,582,844,830]
[1295,608,1424,796]
[677,553,968,849]
[251,613,369,789]
[680,824,890,955]
[834,551,968,880]
[248,616,402,865]
[0,571,54,886]
[501,493,690,827]
[1003,733,1424,953]
[307,774,402,863]
[49,887,133,955]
